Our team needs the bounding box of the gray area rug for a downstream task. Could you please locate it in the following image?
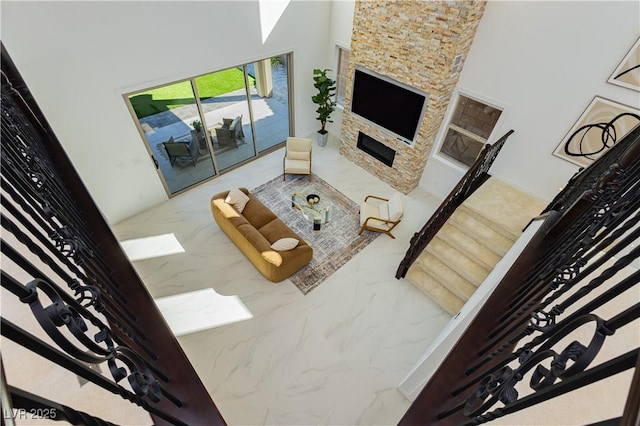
[252,174,379,294]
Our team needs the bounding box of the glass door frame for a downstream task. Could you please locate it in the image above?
[191,79,220,175]
[123,51,294,198]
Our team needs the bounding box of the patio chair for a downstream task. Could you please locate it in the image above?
[162,136,199,167]
[215,115,244,148]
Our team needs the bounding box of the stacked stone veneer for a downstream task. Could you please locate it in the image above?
[340,0,487,193]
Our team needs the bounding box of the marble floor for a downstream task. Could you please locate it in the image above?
[113,136,451,425]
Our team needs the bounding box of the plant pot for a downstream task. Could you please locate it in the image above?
[317,131,329,147]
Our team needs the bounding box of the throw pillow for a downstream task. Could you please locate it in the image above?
[271,237,299,251]
[225,188,250,213]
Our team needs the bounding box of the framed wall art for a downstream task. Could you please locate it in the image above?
[553,96,640,168]
[608,37,640,92]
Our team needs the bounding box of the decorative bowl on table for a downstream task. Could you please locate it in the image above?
[306,194,320,205]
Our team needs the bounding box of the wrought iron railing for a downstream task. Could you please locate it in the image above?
[543,114,640,214]
[1,43,225,425]
[399,124,640,425]
[395,130,513,279]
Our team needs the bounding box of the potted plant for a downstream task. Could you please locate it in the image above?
[311,68,336,147]
[191,119,203,132]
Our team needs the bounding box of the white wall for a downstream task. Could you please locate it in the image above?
[421,0,640,201]
[329,0,354,51]
[1,1,332,224]
[326,0,355,138]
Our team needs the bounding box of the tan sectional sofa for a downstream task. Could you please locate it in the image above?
[211,188,313,282]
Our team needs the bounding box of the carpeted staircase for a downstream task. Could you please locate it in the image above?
[407,177,546,314]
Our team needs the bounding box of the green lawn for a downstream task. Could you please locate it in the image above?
[130,68,255,119]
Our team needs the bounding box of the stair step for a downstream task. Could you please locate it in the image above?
[406,265,464,315]
[415,252,479,299]
[449,209,515,256]
[458,205,520,241]
[437,223,502,270]
[405,177,546,316]
[425,237,491,286]
[462,177,547,238]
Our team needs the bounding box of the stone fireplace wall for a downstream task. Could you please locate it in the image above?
[340,1,487,194]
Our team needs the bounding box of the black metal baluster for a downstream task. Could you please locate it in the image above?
[0,212,133,320]
[476,225,640,365]
[1,319,187,426]
[401,123,640,425]
[2,45,226,425]
[452,269,640,397]
[0,241,150,355]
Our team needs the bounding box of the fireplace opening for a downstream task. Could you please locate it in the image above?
[357,132,396,167]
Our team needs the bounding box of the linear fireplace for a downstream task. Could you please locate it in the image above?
[356,132,396,167]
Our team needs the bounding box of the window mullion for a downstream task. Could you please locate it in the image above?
[191,79,220,173]
[448,123,487,144]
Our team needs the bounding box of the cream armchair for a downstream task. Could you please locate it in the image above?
[359,193,404,239]
[283,137,312,181]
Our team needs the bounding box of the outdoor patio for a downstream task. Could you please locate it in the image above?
[137,62,290,194]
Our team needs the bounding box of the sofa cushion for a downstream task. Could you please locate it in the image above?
[258,218,296,243]
[284,158,310,174]
[287,151,310,161]
[236,223,284,267]
[212,198,250,227]
[237,223,271,252]
[242,195,277,229]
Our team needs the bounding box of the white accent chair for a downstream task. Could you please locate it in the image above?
[359,193,404,239]
[283,137,312,181]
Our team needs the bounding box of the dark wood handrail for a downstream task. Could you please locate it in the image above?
[395,130,514,279]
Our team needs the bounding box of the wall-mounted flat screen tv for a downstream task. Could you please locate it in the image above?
[350,66,428,145]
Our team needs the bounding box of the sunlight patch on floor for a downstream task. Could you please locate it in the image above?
[154,288,253,337]
[120,233,185,261]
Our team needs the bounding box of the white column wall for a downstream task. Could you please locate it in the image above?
[1,1,332,224]
[420,0,640,201]
[325,0,355,138]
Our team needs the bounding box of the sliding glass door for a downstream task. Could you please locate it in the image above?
[195,68,256,171]
[128,80,217,194]
[249,55,290,153]
[126,53,292,197]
